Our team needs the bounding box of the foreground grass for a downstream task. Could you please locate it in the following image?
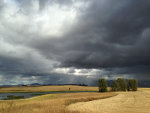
[0,92,117,113]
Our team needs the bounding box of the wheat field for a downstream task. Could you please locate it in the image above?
[67,88,150,113]
[0,85,116,113]
[0,85,98,92]
[0,92,116,113]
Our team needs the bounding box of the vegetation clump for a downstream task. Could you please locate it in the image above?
[99,78,138,92]
[110,81,118,91]
[3,95,24,100]
[98,78,108,92]
[116,78,127,91]
[127,79,138,91]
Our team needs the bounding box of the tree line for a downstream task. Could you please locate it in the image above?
[98,78,138,92]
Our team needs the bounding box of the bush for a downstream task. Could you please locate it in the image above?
[127,79,138,91]
[3,95,24,100]
[98,78,107,92]
[110,81,118,91]
[116,78,127,91]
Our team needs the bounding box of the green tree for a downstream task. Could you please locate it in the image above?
[116,78,127,91]
[128,79,138,91]
[110,81,118,91]
[98,78,107,92]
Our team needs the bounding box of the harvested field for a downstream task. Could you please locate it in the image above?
[67,88,150,113]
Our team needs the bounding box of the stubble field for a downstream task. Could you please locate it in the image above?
[67,88,150,113]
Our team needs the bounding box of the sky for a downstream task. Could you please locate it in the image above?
[0,0,150,85]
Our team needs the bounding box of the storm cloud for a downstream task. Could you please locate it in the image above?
[0,0,150,85]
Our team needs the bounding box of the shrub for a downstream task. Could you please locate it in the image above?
[116,78,127,91]
[3,95,24,100]
[98,78,107,92]
[128,79,138,91]
[110,81,118,91]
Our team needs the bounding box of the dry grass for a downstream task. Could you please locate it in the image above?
[0,92,117,113]
[2,86,149,113]
[67,88,150,113]
[0,85,98,93]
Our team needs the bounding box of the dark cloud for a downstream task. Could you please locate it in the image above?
[0,0,150,85]
[33,0,150,69]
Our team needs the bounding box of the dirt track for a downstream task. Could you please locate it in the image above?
[67,89,150,113]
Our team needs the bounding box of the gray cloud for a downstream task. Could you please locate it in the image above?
[33,0,150,68]
[0,0,150,85]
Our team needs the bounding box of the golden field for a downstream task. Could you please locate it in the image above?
[0,86,149,113]
[0,85,98,93]
[0,86,116,113]
[67,88,150,113]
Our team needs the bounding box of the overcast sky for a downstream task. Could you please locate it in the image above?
[0,0,150,85]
